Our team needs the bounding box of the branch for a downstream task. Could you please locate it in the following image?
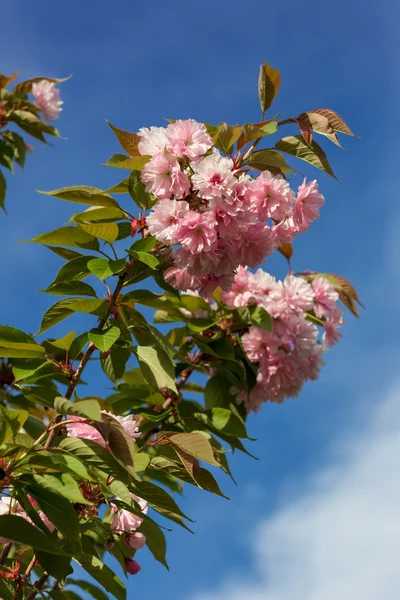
[44,266,130,449]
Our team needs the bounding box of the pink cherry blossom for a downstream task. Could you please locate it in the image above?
[222,266,257,307]
[125,532,147,550]
[248,170,293,221]
[166,119,213,159]
[124,557,141,575]
[65,417,107,448]
[252,270,278,308]
[271,217,298,245]
[111,496,146,534]
[138,126,168,156]
[32,80,63,121]
[147,200,188,245]
[141,153,190,200]
[293,179,325,232]
[267,275,314,318]
[237,222,275,268]
[176,210,217,253]
[323,307,344,346]
[312,277,339,318]
[242,327,279,362]
[192,153,237,200]
[164,266,201,291]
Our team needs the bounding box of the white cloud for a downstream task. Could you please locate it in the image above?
[192,382,400,600]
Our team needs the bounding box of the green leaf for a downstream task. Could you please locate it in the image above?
[102,178,130,195]
[251,305,272,330]
[206,407,247,438]
[88,326,121,352]
[258,61,281,114]
[0,515,68,554]
[54,396,102,421]
[101,345,130,382]
[0,342,45,358]
[35,551,73,580]
[0,406,28,443]
[79,222,119,244]
[245,149,292,174]
[130,251,159,269]
[129,236,157,253]
[104,153,150,170]
[134,450,150,474]
[37,186,120,207]
[275,135,338,179]
[25,451,91,481]
[52,255,98,284]
[73,206,125,223]
[36,298,105,335]
[45,246,84,260]
[32,472,91,504]
[140,517,168,568]
[87,258,126,280]
[0,170,6,212]
[107,122,141,156]
[166,432,220,467]
[132,480,190,520]
[27,484,81,541]
[74,554,126,600]
[59,438,131,483]
[0,324,37,344]
[204,376,234,409]
[136,346,177,393]
[26,226,99,250]
[128,171,153,210]
[213,122,242,154]
[67,579,109,600]
[39,280,97,297]
[48,330,76,351]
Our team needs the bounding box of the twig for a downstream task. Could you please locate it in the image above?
[0,541,11,565]
[26,572,49,600]
[13,555,36,600]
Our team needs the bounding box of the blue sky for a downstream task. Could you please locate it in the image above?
[1,0,400,598]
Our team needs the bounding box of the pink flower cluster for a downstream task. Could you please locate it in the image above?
[0,496,55,544]
[32,80,63,121]
[222,268,344,413]
[138,120,324,296]
[65,411,140,447]
[108,493,148,575]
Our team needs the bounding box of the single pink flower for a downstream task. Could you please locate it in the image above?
[147,199,188,245]
[110,493,148,535]
[166,119,213,159]
[237,222,275,268]
[138,126,168,156]
[312,277,339,318]
[124,557,141,575]
[222,266,257,308]
[65,417,107,448]
[164,266,201,292]
[176,211,217,253]
[323,307,344,346]
[32,80,63,121]
[248,170,293,221]
[293,179,324,232]
[141,153,190,200]
[268,275,314,318]
[125,532,146,550]
[192,153,237,200]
